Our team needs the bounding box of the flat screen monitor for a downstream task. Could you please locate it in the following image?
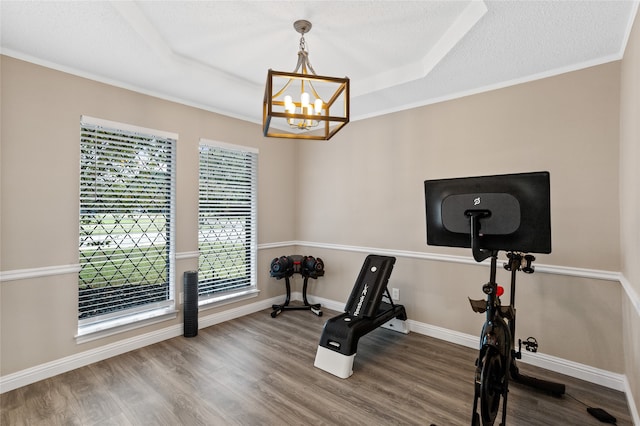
[424,171,551,256]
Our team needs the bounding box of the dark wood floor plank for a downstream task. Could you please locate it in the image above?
[1,308,633,425]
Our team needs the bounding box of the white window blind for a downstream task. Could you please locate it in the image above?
[79,116,176,327]
[198,140,258,301]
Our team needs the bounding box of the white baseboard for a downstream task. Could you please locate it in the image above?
[408,319,479,349]
[1,293,636,424]
[0,325,181,394]
[301,295,630,391]
[407,319,627,392]
[0,296,282,394]
[623,375,640,426]
[411,320,639,423]
[298,292,344,312]
[311,296,630,394]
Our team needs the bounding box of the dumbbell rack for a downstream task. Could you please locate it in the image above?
[270,254,324,318]
[271,274,322,318]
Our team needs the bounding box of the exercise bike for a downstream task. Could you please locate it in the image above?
[468,224,565,425]
[424,171,565,426]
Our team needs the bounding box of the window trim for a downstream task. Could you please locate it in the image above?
[197,138,259,308]
[77,116,178,339]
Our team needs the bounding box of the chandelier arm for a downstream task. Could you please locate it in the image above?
[307,80,323,102]
[292,51,306,74]
[271,78,295,100]
[304,58,318,75]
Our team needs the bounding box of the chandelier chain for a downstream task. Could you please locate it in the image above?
[299,34,307,52]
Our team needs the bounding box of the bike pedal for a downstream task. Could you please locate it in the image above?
[523,337,538,352]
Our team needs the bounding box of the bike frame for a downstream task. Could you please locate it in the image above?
[471,252,512,426]
[470,251,564,426]
[481,254,513,359]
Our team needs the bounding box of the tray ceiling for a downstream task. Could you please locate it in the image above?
[1,1,638,123]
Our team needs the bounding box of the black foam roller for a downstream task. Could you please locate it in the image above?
[183,270,198,337]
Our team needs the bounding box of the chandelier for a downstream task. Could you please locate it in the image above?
[263,20,350,140]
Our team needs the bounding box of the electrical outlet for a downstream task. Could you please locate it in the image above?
[392,288,400,300]
[179,292,183,305]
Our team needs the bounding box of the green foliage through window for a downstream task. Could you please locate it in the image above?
[79,118,175,321]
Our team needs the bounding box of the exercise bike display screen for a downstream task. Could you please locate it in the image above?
[424,171,551,254]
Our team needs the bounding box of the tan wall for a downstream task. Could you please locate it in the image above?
[0,56,298,374]
[298,64,621,270]
[0,53,629,381]
[620,7,640,418]
[297,62,624,371]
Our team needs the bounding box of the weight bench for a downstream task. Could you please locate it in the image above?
[314,255,408,378]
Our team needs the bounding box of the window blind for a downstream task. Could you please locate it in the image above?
[79,116,176,323]
[198,140,258,299]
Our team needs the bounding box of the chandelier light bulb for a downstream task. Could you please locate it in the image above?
[300,92,310,108]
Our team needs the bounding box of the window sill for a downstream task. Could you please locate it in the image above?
[198,288,260,310]
[76,306,178,344]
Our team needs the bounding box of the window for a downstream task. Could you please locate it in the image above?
[198,139,258,305]
[78,116,176,336]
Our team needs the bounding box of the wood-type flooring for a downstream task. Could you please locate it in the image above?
[1,306,633,425]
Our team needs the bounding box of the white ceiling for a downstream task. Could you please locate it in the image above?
[1,1,638,124]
